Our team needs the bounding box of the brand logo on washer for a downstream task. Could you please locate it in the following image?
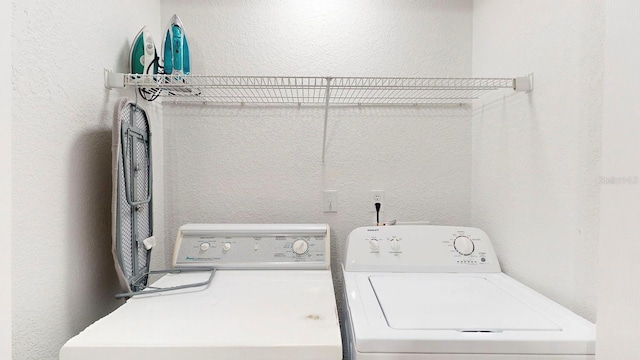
[367,228,379,232]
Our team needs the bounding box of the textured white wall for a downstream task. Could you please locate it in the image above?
[160,0,474,295]
[597,1,640,358]
[471,1,603,321]
[11,1,163,359]
[1,0,11,357]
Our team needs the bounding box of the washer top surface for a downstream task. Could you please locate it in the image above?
[370,274,560,331]
[344,271,595,355]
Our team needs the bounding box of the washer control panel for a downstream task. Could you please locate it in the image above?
[173,224,330,269]
[344,225,501,273]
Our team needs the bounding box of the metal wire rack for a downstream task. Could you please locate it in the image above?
[105,72,533,105]
[104,71,533,161]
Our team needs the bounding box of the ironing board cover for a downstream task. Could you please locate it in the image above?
[111,98,153,293]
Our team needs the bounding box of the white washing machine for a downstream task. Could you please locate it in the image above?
[342,225,595,360]
[60,224,342,360]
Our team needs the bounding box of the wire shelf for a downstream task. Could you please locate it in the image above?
[104,71,532,162]
[106,72,532,105]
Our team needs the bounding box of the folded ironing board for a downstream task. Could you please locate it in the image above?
[112,98,154,295]
[111,98,214,299]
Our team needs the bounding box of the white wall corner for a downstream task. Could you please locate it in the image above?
[471,0,603,322]
[11,1,163,359]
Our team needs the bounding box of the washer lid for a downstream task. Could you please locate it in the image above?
[370,275,561,332]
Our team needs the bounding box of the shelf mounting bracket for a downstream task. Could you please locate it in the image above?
[104,69,126,89]
[514,73,534,92]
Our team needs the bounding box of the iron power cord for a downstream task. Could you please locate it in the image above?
[138,54,164,102]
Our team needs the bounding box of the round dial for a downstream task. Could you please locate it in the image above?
[390,239,401,252]
[369,239,380,251]
[292,239,309,255]
[454,236,474,256]
[222,242,231,251]
[199,242,210,252]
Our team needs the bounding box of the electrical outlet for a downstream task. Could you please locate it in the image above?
[371,190,384,205]
[371,190,385,224]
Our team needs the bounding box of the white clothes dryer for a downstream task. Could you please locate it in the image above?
[342,225,595,360]
[61,224,342,360]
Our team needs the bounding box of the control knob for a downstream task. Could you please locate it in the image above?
[199,242,210,252]
[390,238,401,252]
[454,236,474,256]
[293,239,309,255]
[222,242,232,252]
[369,239,379,251]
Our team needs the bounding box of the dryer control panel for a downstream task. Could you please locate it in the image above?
[343,225,501,272]
[173,224,330,270]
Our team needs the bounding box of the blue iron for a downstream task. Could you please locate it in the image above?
[162,14,191,75]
